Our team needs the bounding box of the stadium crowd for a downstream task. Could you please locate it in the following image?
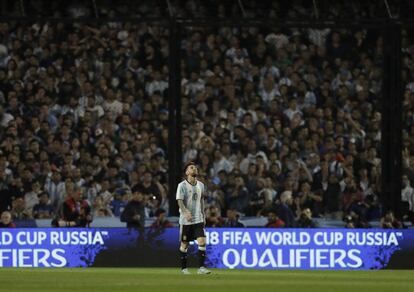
[0,21,170,227]
[183,25,386,229]
[0,0,411,229]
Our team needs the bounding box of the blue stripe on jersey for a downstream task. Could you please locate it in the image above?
[190,185,196,217]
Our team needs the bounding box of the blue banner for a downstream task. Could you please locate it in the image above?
[204,229,409,269]
[0,228,413,269]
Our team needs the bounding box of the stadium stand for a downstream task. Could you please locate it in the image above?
[0,21,170,223]
[0,0,412,228]
[182,25,385,228]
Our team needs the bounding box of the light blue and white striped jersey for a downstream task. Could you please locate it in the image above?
[176,179,205,225]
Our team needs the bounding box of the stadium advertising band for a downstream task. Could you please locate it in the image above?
[0,228,413,269]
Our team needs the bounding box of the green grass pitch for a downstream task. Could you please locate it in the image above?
[0,268,413,292]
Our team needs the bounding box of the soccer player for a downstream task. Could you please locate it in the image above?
[176,162,211,274]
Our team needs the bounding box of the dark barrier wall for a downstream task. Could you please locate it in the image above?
[0,228,413,269]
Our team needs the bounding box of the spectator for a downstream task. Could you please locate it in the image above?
[151,208,173,229]
[296,208,317,228]
[24,180,42,218]
[401,175,414,223]
[226,175,249,214]
[0,175,15,213]
[54,187,92,227]
[380,211,403,229]
[92,196,114,217]
[275,191,296,227]
[44,169,65,213]
[246,178,269,216]
[134,171,164,208]
[296,181,323,217]
[343,213,355,228]
[110,191,129,217]
[10,197,30,220]
[205,205,224,227]
[265,210,285,228]
[0,211,16,228]
[343,211,369,228]
[120,190,145,229]
[346,197,372,228]
[0,105,13,127]
[323,174,343,220]
[212,149,233,176]
[33,192,54,219]
[223,208,244,227]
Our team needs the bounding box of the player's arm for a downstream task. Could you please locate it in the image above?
[176,183,192,221]
[201,182,207,215]
[177,199,192,221]
[200,194,205,221]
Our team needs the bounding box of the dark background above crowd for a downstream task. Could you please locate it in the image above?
[1,0,413,20]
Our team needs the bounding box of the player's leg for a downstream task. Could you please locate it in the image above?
[179,225,190,274]
[180,241,190,273]
[195,224,210,274]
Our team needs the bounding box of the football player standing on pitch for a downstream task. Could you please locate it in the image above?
[176,162,211,274]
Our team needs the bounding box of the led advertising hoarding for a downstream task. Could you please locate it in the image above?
[0,228,413,269]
